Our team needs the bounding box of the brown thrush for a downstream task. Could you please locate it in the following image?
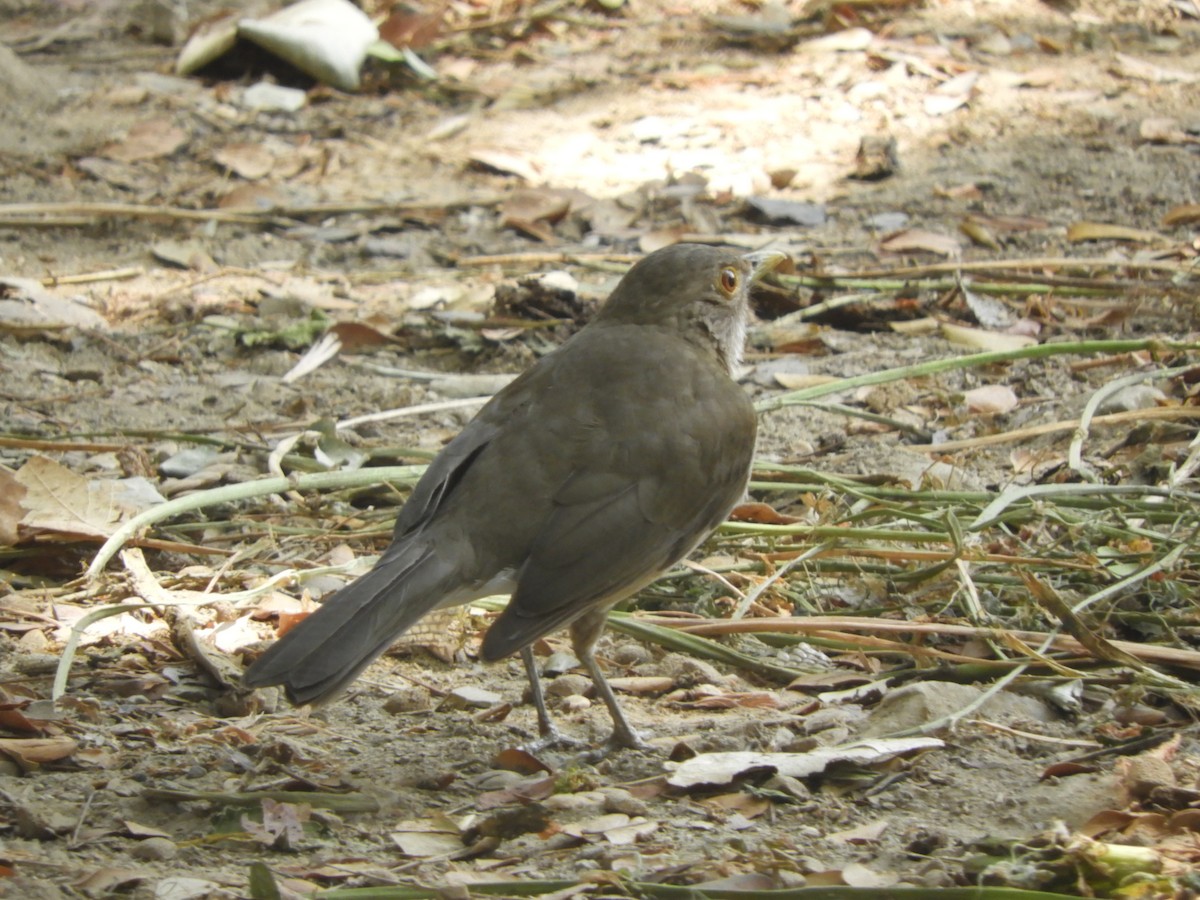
[243,243,786,749]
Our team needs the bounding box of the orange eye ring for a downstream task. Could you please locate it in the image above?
[719,267,739,294]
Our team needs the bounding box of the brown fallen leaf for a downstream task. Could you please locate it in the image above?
[491,747,551,776]
[475,774,556,810]
[0,469,25,546]
[704,792,771,818]
[14,456,154,542]
[0,736,78,770]
[879,228,962,257]
[100,118,188,162]
[378,1,445,50]
[730,501,801,525]
[1067,221,1171,244]
[1163,203,1200,228]
[214,142,275,180]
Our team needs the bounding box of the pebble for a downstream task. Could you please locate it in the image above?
[131,837,177,861]
[544,674,591,698]
[599,787,648,817]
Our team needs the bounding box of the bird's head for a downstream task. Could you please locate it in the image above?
[596,243,789,372]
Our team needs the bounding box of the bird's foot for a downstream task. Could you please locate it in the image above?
[605,724,652,754]
[522,726,590,755]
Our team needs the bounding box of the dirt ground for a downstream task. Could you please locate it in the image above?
[2,0,1200,897]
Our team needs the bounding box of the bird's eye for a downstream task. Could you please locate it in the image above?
[718,267,739,294]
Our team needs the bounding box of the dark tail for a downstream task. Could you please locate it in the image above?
[243,539,457,706]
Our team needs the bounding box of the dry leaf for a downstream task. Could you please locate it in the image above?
[500,189,572,227]
[940,321,1036,352]
[705,792,768,815]
[889,317,939,335]
[378,1,445,50]
[1067,221,1170,244]
[667,738,944,788]
[219,183,289,210]
[0,737,78,769]
[469,149,541,182]
[879,228,962,257]
[1113,53,1200,83]
[959,218,1000,250]
[729,502,801,525]
[73,869,146,894]
[772,372,839,389]
[964,384,1019,415]
[214,143,275,180]
[491,747,551,776]
[0,277,107,333]
[14,456,150,541]
[1163,204,1200,227]
[101,118,188,162]
[242,798,311,850]
[391,816,462,857]
[0,469,25,546]
[237,0,378,92]
[123,820,172,839]
[964,213,1050,233]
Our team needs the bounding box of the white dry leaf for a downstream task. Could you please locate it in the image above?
[282,332,341,383]
[1113,53,1200,84]
[605,818,658,845]
[964,384,1019,415]
[666,737,944,788]
[962,285,1013,329]
[468,149,541,182]
[238,0,378,92]
[391,817,462,858]
[0,277,106,333]
[940,321,1036,352]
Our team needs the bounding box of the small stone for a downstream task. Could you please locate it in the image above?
[658,653,724,687]
[767,167,797,189]
[383,688,432,714]
[599,787,648,817]
[131,836,177,860]
[606,642,653,666]
[560,694,591,713]
[241,81,307,113]
[543,790,606,812]
[544,674,591,698]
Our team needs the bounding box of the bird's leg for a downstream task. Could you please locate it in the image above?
[520,645,557,739]
[570,615,651,752]
[520,646,587,751]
